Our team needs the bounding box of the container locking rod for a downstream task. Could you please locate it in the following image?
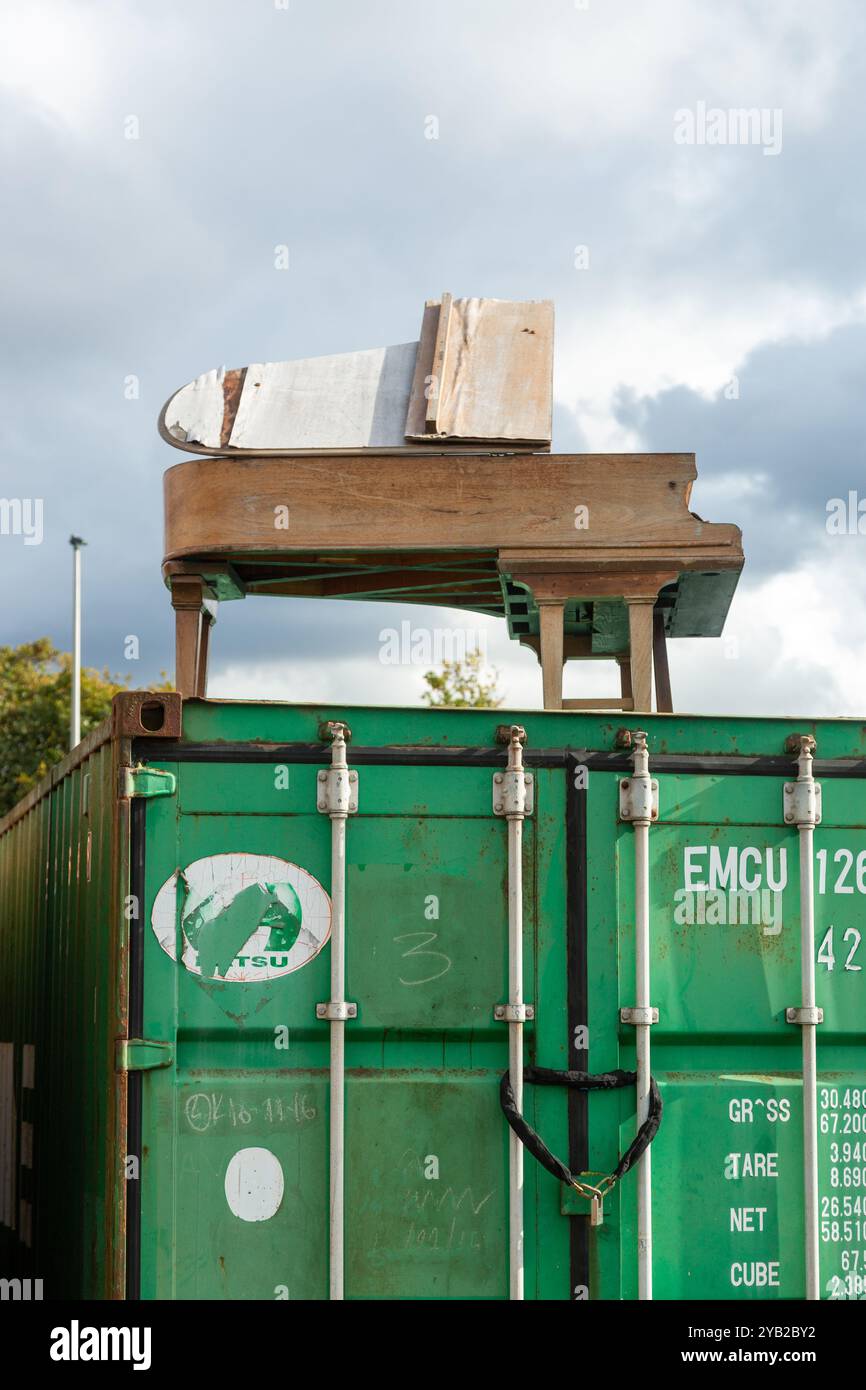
[316,722,358,1301]
[619,731,658,1301]
[783,735,822,1301]
[494,725,533,1300]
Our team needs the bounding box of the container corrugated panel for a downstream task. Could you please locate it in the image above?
[1,693,865,1300]
[0,721,127,1297]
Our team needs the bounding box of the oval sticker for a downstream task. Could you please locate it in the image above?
[224,1147,285,1222]
[151,852,331,982]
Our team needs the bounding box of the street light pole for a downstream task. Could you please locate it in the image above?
[69,536,86,749]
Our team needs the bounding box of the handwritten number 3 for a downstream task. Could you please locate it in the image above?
[393,931,452,986]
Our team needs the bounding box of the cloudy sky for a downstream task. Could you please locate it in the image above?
[2,0,865,717]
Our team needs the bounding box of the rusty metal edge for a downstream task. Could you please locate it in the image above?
[0,691,182,840]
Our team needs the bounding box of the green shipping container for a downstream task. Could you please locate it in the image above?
[1,690,865,1302]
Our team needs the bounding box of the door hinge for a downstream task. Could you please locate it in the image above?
[116,1038,173,1072]
[121,764,177,799]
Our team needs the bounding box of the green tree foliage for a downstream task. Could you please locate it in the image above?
[0,639,135,815]
[421,649,503,709]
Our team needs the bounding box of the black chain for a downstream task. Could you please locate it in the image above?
[500,1065,663,1192]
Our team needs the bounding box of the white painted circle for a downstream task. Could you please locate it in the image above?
[224,1147,285,1222]
[151,852,331,982]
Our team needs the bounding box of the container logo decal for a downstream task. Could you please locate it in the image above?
[151,853,331,982]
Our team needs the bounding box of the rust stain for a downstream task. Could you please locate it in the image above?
[220,367,247,447]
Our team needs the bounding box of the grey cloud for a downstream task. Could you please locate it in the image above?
[612,322,866,574]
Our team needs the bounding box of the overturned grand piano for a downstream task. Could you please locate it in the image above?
[160,294,743,710]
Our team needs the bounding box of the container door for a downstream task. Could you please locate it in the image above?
[587,762,866,1301]
[133,755,574,1299]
